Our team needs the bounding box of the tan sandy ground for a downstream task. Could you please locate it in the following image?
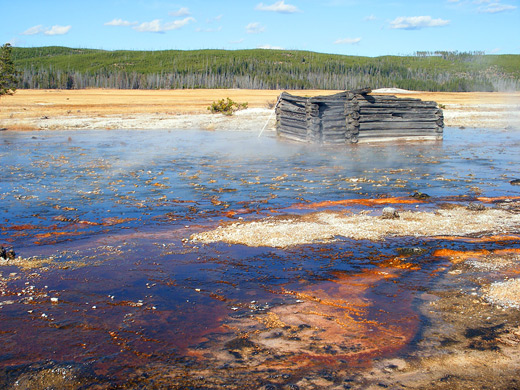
[1,89,519,131]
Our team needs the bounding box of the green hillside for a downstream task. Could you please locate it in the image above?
[11,46,520,91]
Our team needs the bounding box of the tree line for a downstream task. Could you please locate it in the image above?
[10,46,520,92]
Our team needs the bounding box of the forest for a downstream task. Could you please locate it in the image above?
[11,46,520,92]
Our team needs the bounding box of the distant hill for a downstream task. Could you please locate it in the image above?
[11,46,520,92]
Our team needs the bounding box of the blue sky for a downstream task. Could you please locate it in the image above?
[2,0,519,56]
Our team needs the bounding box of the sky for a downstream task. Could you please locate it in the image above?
[1,0,519,56]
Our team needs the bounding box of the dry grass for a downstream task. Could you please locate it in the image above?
[1,89,519,130]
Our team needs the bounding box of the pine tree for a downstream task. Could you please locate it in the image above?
[0,43,19,97]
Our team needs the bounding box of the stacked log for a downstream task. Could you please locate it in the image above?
[345,91,443,143]
[276,92,309,142]
[276,89,444,144]
[314,92,349,144]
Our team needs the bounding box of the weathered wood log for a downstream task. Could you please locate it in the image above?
[277,112,305,121]
[278,121,307,132]
[279,92,309,103]
[320,107,347,115]
[278,103,306,113]
[322,127,347,135]
[278,125,308,136]
[358,129,438,137]
[309,92,347,103]
[357,103,439,110]
[278,130,309,141]
[351,87,372,95]
[358,115,440,122]
[358,94,434,103]
[359,122,439,130]
[322,118,349,127]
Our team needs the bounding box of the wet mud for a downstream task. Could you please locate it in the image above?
[1,127,520,389]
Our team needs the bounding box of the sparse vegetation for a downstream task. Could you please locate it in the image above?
[9,46,520,92]
[208,98,248,116]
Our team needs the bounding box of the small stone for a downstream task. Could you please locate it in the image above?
[411,191,430,199]
[51,297,59,303]
[510,179,520,186]
[0,246,15,260]
[467,203,486,211]
[381,207,400,219]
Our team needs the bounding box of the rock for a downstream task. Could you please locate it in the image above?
[0,246,15,260]
[467,203,486,211]
[396,247,428,256]
[381,207,400,219]
[412,192,430,199]
[2,361,98,389]
[510,179,520,186]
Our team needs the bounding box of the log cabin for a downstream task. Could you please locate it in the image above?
[276,88,444,144]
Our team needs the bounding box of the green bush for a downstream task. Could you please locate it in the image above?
[207,98,248,116]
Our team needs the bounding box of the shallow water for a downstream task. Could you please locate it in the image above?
[1,128,520,388]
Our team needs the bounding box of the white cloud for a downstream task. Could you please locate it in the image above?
[334,37,362,44]
[22,25,45,35]
[104,18,137,27]
[478,2,517,13]
[22,24,71,36]
[133,17,195,33]
[246,22,265,34]
[255,1,301,13]
[364,14,377,21]
[390,16,450,29]
[170,7,191,17]
[45,25,71,35]
[258,44,284,49]
[230,38,245,44]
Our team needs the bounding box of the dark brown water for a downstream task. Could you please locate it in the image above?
[1,128,520,388]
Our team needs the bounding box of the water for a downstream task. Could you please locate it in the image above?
[1,127,520,388]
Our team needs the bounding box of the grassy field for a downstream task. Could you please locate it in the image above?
[1,88,517,117]
[1,89,519,131]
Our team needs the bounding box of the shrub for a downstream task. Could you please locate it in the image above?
[208,98,248,116]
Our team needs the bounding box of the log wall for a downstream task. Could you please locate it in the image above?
[276,89,444,144]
